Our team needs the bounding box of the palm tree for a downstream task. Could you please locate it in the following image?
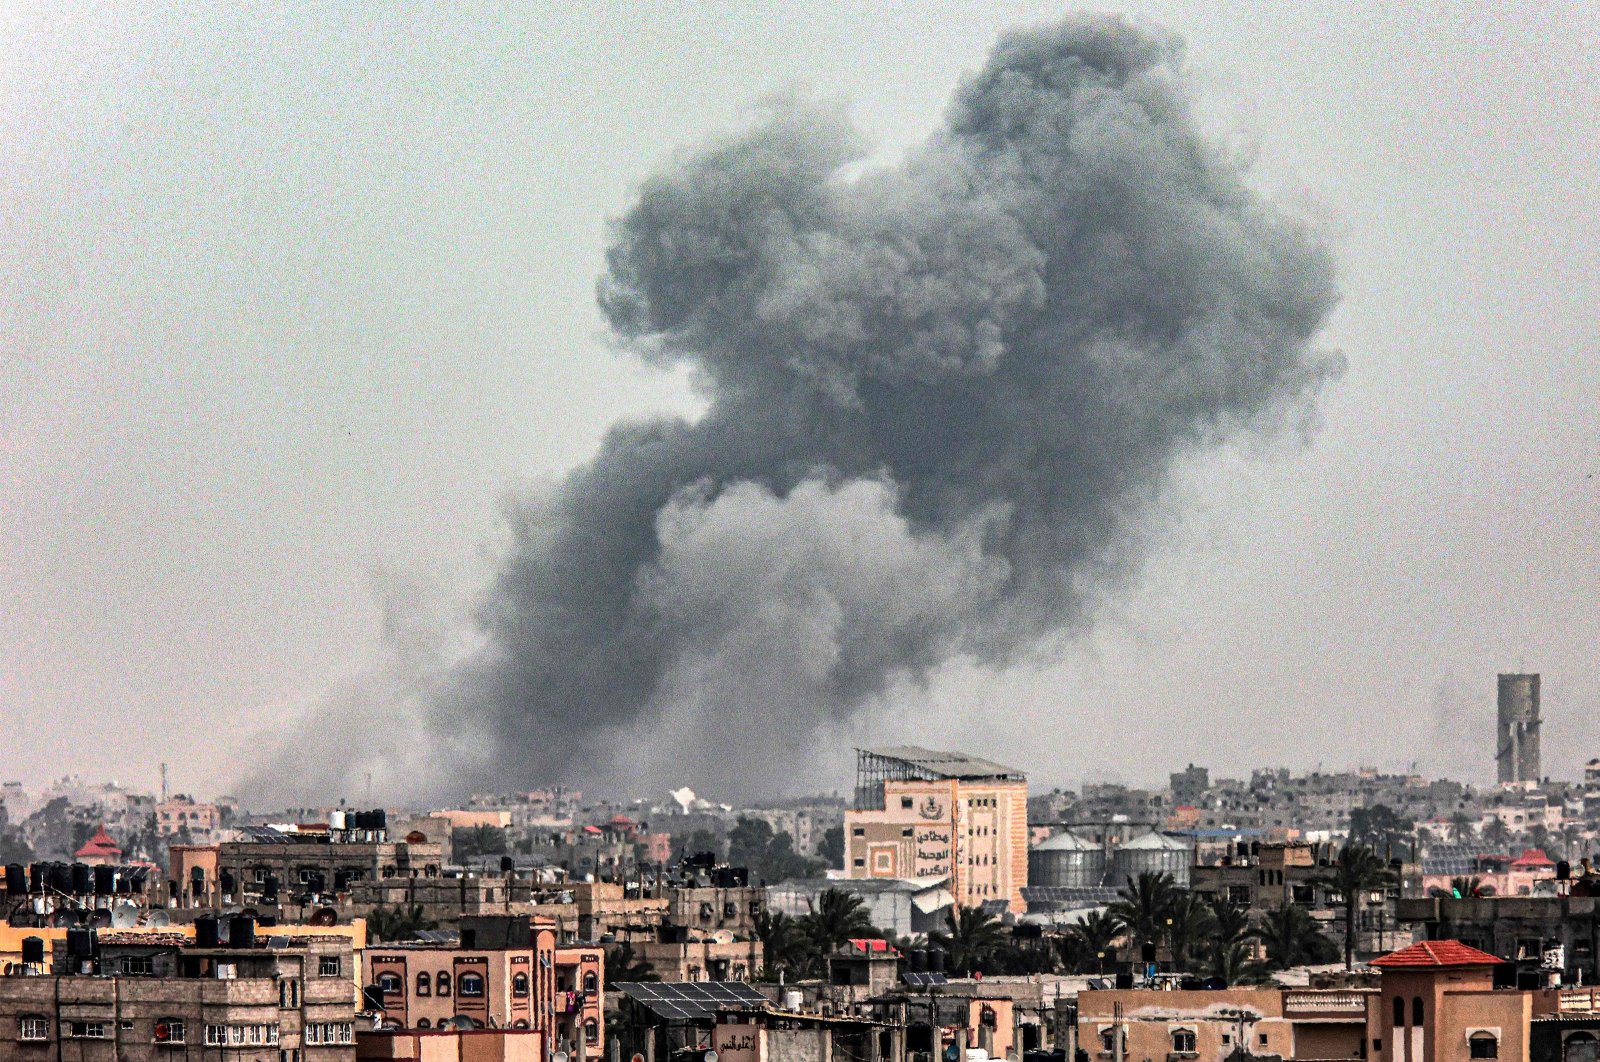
[1448,811,1476,845]
[754,909,813,980]
[930,905,1010,976]
[1483,818,1512,850]
[1207,898,1251,949]
[1322,843,1396,970]
[609,941,658,983]
[1108,872,1179,961]
[799,889,877,958]
[1165,892,1218,972]
[1206,939,1258,985]
[366,903,437,943]
[1061,910,1123,974]
[1252,904,1337,971]
[1527,824,1553,856]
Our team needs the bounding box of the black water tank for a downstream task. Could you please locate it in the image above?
[228,915,256,949]
[5,864,24,896]
[910,948,927,973]
[373,809,387,830]
[499,856,514,874]
[93,864,114,895]
[49,863,73,894]
[71,863,92,895]
[928,948,945,974]
[21,936,44,965]
[128,866,148,893]
[29,863,46,894]
[67,926,95,958]
[196,916,220,948]
[1559,861,1572,881]
[258,914,277,928]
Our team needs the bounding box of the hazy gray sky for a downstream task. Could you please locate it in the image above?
[3,2,1596,804]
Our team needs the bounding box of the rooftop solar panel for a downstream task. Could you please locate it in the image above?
[620,981,768,1021]
[902,972,948,986]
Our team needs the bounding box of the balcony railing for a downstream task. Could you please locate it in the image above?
[1283,991,1367,1013]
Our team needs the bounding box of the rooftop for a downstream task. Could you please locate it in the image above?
[857,747,1026,782]
[1370,940,1503,969]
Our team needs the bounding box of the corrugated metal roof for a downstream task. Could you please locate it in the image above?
[859,747,1025,780]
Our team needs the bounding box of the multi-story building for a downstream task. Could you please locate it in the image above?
[156,796,226,843]
[0,922,357,1060]
[365,915,558,1042]
[215,817,442,907]
[844,748,1029,913]
[554,946,605,1056]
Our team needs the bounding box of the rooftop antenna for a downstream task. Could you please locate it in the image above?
[160,763,169,803]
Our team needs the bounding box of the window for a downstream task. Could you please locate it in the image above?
[585,1019,599,1043]
[1413,997,1424,1025]
[1099,1028,1116,1054]
[67,1021,107,1039]
[902,827,914,837]
[583,971,598,993]
[1469,1034,1498,1059]
[417,1019,430,1029]
[279,979,299,1007]
[155,1018,185,1044]
[379,972,403,993]
[437,972,451,996]
[459,972,485,997]
[852,827,865,837]
[320,955,341,976]
[853,858,865,868]
[1393,997,1405,1025]
[417,971,432,996]
[1172,1029,1196,1054]
[513,972,530,997]
[901,797,914,809]
[206,1024,227,1046]
[120,954,155,975]
[1259,1033,1268,1046]
[20,1016,49,1041]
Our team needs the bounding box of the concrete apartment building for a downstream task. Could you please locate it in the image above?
[367,915,558,1043]
[156,795,226,843]
[215,818,443,906]
[0,923,357,1060]
[554,946,604,1058]
[1077,941,1538,1062]
[844,748,1029,913]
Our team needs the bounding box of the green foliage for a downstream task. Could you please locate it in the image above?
[453,824,509,862]
[819,825,845,867]
[676,829,724,863]
[1107,871,1181,954]
[1321,843,1396,970]
[930,905,1011,976]
[727,818,822,884]
[365,903,437,943]
[801,888,878,957]
[753,909,813,980]
[1251,904,1338,970]
[1348,804,1413,857]
[1059,909,1123,973]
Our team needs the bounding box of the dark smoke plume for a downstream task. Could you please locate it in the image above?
[255,16,1341,804]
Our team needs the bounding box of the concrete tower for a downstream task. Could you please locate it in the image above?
[1497,673,1541,784]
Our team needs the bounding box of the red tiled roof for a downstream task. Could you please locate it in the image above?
[1370,940,1503,968]
[1510,847,1555,867]
[75,825,122,858]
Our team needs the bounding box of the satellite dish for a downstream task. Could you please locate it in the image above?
[706,1051,719,1062]
[89,909,112,929]
[111,905,139,929]
[632,1054,646,1062]
[147,910,171,927]
[311,907,338,927]
[553,1052,570,1062]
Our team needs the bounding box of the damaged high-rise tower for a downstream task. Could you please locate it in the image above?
[1497,673,1541,784]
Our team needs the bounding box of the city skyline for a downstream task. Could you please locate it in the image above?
[3,5,1596,802]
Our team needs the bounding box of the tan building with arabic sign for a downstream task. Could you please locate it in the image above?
[843,748,1028,914]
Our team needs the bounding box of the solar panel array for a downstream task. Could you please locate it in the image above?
[237,825,289,843]
[902,972,948,987]
[1021,886,1120,906]
[619,981,768,1020]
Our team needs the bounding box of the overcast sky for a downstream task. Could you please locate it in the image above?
[2,2,1596,804]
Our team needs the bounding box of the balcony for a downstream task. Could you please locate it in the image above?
[1283,991,1368,1014]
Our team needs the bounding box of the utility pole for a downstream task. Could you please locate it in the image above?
[159,762,169,803]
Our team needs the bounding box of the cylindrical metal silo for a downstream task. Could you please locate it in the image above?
[1028,831,1107,887]
[1111,832,1193,888]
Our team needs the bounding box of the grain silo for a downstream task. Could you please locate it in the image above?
[1028,830,1107,887]
[1110,832,1193,888]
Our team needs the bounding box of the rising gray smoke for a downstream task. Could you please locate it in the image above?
[311,16,1342,803]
